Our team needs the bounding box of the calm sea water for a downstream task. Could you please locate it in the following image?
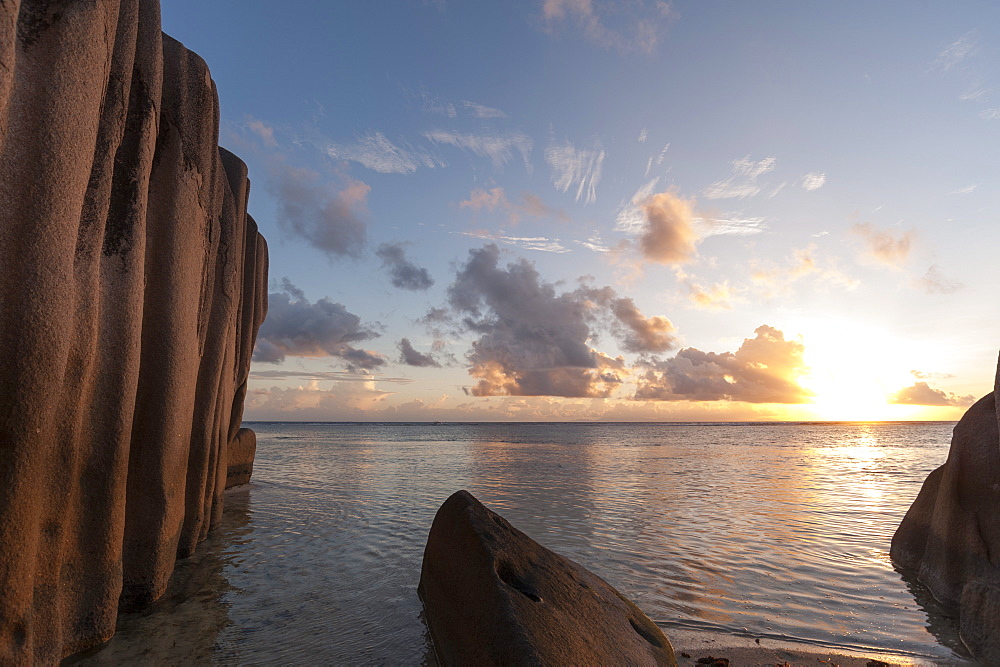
[80,422,971,664]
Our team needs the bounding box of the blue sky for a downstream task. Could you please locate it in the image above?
[163,1,999,421]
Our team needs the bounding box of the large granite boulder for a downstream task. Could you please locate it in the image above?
[226,427,257,489]
[891,354,1000,662]
[419,490,678,665]
[0,0,267,660]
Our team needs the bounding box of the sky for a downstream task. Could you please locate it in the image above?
[162,1,999,422]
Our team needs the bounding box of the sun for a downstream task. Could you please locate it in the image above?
[786,318,946,421]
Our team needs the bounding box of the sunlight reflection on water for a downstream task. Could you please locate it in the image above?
[79,421,971,664]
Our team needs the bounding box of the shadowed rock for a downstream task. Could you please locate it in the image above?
[891,353,1000,662]
[226,428,257,489]
[0,0,267,660]
[419,490,678,665]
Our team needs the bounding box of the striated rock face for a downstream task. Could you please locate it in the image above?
[226,427,257,489]
[0,0,267,661]
[891,354,1000,662]
[419,490,678,666]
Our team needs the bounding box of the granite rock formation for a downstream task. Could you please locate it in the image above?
[419,490,678,665]
[891,354,1000,662]
[0,0,268,661]
[226,427,257,489]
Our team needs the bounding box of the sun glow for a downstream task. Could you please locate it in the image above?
[789,319,951,421]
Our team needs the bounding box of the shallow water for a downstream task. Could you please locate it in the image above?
[79,421,970,664]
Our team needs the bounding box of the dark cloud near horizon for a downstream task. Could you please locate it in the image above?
[376,243,434,291]
[267,161,368,258]
[398,338,441,367]
[253,280,385,371]
[634,325,812,403]
[890,381,975,407]
[439,244,673,397]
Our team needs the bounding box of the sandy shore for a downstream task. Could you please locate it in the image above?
[669,628,953,666]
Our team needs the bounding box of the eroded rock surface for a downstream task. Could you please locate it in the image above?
[0,0,267,660]
[419,490,678,665]
[891,354,1000,662]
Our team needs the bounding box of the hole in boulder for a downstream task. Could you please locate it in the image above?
[629,617,664,648]
[495,561,543,603]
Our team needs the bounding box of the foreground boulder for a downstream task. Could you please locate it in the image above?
[419,490,677,665]
[0,1,267,660]
[891,354,1000,662]
[226,427,258,489]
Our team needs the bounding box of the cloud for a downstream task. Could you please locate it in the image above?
[851,222,915,269]
[703,156,775,200]
[540,0,673,55]
[463,101,508,118]
[325,131,443,174]
[267,162,368,258]
[441,244,674,397]
[245,116,277,147]
[890,381,975,407]
[250,370,411,383]
[934,32,977,71]
[802,172,826,191]
[677,274,739,310]
[459,187,568,224]
[423,129,533,168]
[948,184,978,195]
[979,108,1000,120]
[376,242,434,291]
[638,191,699,265]
[253,280,385,370]
[398,338,441,367]
[916,264,963,294]
[459,231,570,254]
[638,128,648,143]
[546,140,605,204]
[749,245,858,296]
[615,177,661,233]
[697,213,768,238]
[634,325,812,403]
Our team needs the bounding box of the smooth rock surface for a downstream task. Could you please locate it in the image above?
[419,490,678,665]
[0,0,267,661]
[226,428,257,489]
[890,353,1000,662]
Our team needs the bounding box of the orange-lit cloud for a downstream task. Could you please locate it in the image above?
[634,325,812,403]
[750,244,857,297]
[540,0,672,55]
[459,187,568,224]
[638,191,699,265]
[852,222,915,269]
[889,381,975,407]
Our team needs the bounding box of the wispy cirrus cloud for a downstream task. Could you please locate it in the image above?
[540,0,674,55]
[245,116,277,147]
[459,230,570,254]
[545,140,605,204]
[703,156,776,200]
[423,129,533,168]
[934,31,977,71]
[325,131,443,174]
[802,172,826,191]
[915,264,963,294]
[463,101,508,118]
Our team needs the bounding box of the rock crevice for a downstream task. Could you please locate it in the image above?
[0,0,267,660]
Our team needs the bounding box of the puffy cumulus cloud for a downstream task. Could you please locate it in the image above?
[376,242,434,291]
[540,0,673,55]
[890,381,975,407]
[638,191,699,265]
[851,222,915,270]
[398,338,441,367]
[634,325,812,403]
[253,280,385,371]
[267,162,368,258]
[440,244,674,397]
[916,264,963,294]
[546,140,606,205]
[459,187,568,224]
[681,277,739,311]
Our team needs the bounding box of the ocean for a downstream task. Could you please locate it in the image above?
[78,421,970,664]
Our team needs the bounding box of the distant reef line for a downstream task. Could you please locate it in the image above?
[0,0,266,661]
